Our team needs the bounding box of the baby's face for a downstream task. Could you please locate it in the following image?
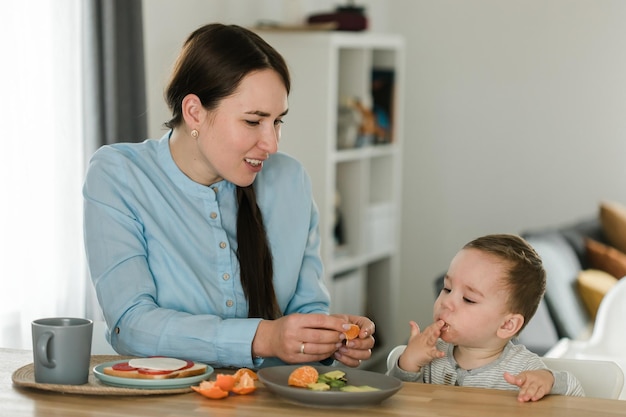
[433,248,512,348]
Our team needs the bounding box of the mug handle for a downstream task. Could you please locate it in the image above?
[36,331,56,368]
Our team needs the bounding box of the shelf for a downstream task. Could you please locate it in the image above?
[256,30,405,356]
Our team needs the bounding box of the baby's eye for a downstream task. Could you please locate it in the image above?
[442,287,451,294]
[463,297,476,304]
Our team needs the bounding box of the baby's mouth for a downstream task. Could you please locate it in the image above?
[441,322,450,332]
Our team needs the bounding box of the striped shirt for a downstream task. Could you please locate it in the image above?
[388,340,584,396]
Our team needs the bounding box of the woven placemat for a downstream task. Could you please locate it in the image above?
[12,355,196,396]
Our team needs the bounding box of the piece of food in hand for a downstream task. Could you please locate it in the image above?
[102,357,207,379]
[288,365,319,388]
[343,324,361,342]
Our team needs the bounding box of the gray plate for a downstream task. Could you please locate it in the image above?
[257,365,402,408]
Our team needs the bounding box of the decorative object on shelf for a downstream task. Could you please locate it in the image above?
[371,70,395,144]
[307,0,368,32]
[353,97,385,148]
[333,190,346,246]
[337,97,362,149]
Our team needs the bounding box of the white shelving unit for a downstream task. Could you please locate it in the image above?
[257,31,405,370]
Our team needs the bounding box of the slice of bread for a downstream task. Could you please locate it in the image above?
[103,357,208,380]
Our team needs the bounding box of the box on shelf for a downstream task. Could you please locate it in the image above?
[332,269,366,316]
[367,202,396,255]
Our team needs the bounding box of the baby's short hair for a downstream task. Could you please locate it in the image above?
[464,234,546,333]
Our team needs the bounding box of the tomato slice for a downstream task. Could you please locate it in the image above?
[111,362,136,372]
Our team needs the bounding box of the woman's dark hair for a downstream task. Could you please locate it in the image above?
[164,23,290,320]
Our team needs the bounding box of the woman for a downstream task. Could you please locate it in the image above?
[83,23,375,369]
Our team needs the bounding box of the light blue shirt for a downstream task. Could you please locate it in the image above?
[83,133,330,369]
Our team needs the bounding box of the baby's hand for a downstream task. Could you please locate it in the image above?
[504,369,554,402]
[397,320,446,373]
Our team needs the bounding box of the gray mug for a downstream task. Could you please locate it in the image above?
[32,317,93,385]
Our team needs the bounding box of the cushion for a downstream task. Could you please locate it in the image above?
[599,201,626,254]
[524,232,589,340]
[577,269,618,320]
[585,238,626,279]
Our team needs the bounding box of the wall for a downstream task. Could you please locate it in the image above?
[142,0,626,348]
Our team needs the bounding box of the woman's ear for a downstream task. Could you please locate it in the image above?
[497,313,524,339]
[181,94,205,127]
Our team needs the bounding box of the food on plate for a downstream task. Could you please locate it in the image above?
[287,365,319,388]
[288,367,381,392]
[192,368,258,399]
[343,324,360,342]
[102,357,207,379]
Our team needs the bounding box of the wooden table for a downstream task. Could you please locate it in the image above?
[2,348,625,417]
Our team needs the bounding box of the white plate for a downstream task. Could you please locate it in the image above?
[257,365,402,408]
[93,360,213,390]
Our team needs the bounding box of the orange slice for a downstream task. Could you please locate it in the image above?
[343,324,360,341]
[214,374,236,392]
[288,365,319,388]
[234,367,258,382]
[231,372,257,395]
[191,382,229,399]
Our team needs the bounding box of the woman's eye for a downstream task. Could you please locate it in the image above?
[274,119,284,126]
[245,120,260,126]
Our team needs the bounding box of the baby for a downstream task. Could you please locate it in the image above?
[388,234,584,401]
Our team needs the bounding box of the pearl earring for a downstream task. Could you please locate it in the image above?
[191,129,199,138]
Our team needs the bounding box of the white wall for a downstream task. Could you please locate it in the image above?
[142,0,626,347]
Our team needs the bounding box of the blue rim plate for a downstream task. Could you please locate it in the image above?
[257,365,402,408]
[93,360,213,390]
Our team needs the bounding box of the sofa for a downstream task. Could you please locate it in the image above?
[435,201,626,356]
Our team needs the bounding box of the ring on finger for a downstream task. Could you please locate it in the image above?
[300,342,305,354]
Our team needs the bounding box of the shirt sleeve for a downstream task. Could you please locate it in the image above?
[549,370,586,397]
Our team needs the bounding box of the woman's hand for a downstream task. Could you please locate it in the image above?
[253,313,347,364]
[329,314,376,367]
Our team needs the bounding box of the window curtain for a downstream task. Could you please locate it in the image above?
[0,0,147,349]
[83,0,148,320]
[0,0,85,349]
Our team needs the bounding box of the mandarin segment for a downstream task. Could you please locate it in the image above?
[343,324,360,341]
[234,367,258,382]
[287,365,319,388]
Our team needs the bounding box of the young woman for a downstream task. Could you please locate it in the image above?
[83,23,374,369]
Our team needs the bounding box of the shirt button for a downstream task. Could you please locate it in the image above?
[222,273,230,281]
[219,242,227,249]
[226,300,234,307]
[210,212,217,219]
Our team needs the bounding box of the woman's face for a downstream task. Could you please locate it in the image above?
[196,69,288,187]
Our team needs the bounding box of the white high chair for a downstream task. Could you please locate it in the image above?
[544,277,626,399]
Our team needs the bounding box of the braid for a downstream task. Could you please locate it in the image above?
[236,185,281,319]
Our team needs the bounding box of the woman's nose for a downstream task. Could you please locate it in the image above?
[259,128,279,154]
